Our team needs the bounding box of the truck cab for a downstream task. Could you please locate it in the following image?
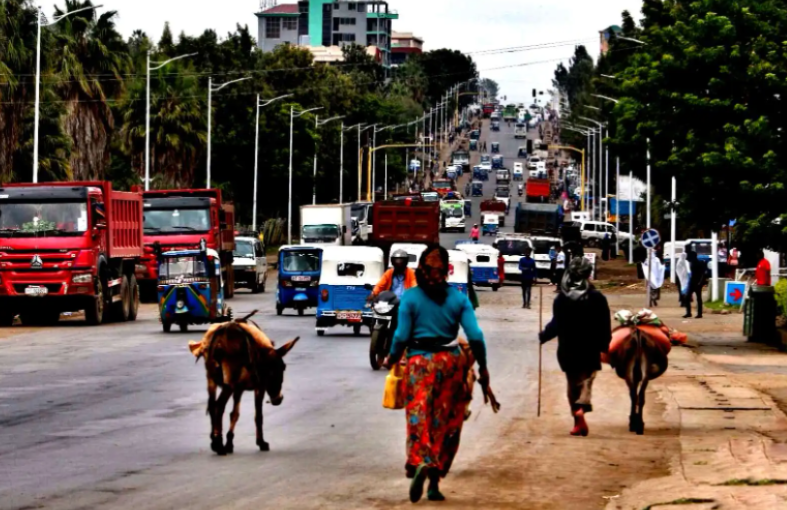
[139,190,235,300]
[0,182,143,326]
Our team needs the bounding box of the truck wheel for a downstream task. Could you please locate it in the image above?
[127,275,139,321]
[114,275,131,322]
[251,274,261,294]
[86,278,105,326]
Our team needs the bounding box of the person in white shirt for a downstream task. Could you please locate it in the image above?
[554,246,566,292]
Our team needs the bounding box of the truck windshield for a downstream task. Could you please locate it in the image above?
[302,224,340,242]
[351,205,368,222]
[282,251,320,272]
[497,239,532,256]
[144,208,210,234]
[160,256,207,280]
[0,201,88,236]
[233,240,255,258]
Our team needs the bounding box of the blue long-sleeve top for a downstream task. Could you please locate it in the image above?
[389,286,487,368]
[519,256,537,281]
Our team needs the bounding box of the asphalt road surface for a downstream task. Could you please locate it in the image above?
[0,120,549,510]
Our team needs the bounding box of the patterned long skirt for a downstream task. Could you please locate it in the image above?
[405,350,470,478]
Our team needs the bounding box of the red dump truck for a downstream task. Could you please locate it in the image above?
[136,189,236,300]
[526,178,551,203]
[0,181,143,326]
[370,200,440,259]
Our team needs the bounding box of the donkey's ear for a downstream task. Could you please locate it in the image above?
[276,337,300,358]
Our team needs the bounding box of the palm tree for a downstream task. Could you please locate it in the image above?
[48,0,131,180]
[119,57,205,189]
[0,0,38,180]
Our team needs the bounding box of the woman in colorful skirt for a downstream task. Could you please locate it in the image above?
[385,244,488,503]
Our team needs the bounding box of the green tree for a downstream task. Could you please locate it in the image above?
[49,0,131,180]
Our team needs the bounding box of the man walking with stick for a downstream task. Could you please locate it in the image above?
[538,258,612,436]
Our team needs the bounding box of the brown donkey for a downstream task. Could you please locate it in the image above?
[608,327,668,435]
[190,313,299,455]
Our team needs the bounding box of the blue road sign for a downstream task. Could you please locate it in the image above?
[725,281,746,306]
[641,228,661,249]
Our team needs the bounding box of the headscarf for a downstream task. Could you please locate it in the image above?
[560,257,593,301]
[416,244,450,304]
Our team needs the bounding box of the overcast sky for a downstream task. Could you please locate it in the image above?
[41,0,643,103]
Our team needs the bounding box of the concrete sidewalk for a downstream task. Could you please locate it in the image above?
[604,292,787,509]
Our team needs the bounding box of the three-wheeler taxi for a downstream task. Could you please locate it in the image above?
[482,213,500,236]
[457,244,501,291]
[316,246,385,336]
[447,250,471,296]
[472,181,484,197]
[157,244,232,333]
[276,245,323,316]
[491,142,500,153]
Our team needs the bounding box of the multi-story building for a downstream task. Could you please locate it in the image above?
[390,31,423,67]
[599,25,622,55]
[255,0,398,68]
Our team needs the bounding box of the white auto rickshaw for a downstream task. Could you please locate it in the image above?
[457,244,501,291]
[390,243,427,269]
[316,246,385,336]
[447,250,471,296]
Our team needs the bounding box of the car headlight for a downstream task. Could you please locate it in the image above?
[176,299,186,309]
[72,273,92,283]
[373,301,395,315]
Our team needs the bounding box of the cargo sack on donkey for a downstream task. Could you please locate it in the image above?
[601,309,688,365]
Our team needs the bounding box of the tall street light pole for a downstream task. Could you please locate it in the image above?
[579,116,605,221]
[33,4,103,183]
[252,93,292,233]
[207,76,252,188]
[357,124,377,201]
[146,51,197,190]
[341,123,364,204]
[312,115,344,204]
[288,106,323,244]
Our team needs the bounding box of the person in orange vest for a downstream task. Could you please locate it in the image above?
[370,250,417,300]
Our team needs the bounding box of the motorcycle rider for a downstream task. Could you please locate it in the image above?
[370,249,418,301]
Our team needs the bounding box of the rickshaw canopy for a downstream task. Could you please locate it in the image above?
[319,246,384,286]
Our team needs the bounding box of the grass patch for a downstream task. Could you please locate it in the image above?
[716,478,787,486]
[704,300,740,312]
[642,498,716,510]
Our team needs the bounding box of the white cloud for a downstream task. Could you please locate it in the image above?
[42,0,641,103]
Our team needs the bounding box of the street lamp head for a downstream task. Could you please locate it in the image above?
[258,93,293,107]
[593,94,620,104]
[212,76,253,92]
[318,115,345,126]
[293,106,324,118]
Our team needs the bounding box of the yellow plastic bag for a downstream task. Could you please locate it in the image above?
[382,363,406,410]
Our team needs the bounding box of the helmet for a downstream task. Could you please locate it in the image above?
[391,249,409,261]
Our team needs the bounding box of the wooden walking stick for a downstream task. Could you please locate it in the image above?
[538,286,543,417]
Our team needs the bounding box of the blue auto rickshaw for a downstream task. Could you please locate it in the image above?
[464,199,472,217]
[472,181,484,197]
[457,244,501,291]
[492,155,504,169]
[157,245,232,332]
[470,139,478,151]
[491,142,500,153]
[316,246,385,336]
[446,168,458,180]
[277,245,323,316]
[482,213,500,236]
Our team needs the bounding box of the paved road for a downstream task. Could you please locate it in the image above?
[440,116,537,250]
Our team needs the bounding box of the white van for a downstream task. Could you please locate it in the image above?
[233,236,267,293]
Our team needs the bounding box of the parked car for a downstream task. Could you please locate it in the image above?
[572,220,633,247]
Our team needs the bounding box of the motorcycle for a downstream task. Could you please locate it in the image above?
[368,290,400,370]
